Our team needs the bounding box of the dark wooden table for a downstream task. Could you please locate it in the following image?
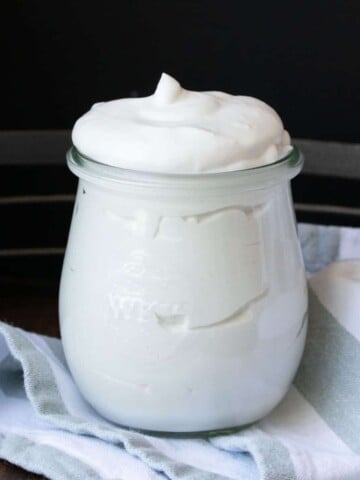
[0,276,59,479]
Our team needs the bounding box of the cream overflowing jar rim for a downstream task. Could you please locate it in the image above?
[67,146,303,192]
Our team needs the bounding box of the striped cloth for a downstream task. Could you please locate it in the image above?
[0,223,359,480]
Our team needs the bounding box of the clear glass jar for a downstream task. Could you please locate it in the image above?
[59,147,307,434]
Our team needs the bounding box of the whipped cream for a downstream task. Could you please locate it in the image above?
[72,73,291,173]
[60,177,307,431]
[60,75,305,432]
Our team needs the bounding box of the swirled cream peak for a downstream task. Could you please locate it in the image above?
[72,73,291,173]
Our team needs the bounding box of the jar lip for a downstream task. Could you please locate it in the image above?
[67,146,303,189]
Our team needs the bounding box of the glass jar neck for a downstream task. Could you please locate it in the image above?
[67,146,303,194]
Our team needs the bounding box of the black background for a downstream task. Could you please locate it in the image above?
[2,0,360,141]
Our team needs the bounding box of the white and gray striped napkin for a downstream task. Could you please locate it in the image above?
[0,223,359,480]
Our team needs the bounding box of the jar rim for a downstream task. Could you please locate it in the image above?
[67,146,303,190]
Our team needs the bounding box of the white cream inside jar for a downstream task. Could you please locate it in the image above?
[72,73,291,173]
[60,75,307,432]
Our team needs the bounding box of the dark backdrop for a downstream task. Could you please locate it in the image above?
[2,0,360,141]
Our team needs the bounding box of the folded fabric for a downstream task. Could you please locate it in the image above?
[299,223,360,273]
[0,223,359,480]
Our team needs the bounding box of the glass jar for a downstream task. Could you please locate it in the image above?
[59,147,307,434]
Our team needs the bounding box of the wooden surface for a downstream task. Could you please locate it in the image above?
[0,276,59,479]
[0,462,47,480]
